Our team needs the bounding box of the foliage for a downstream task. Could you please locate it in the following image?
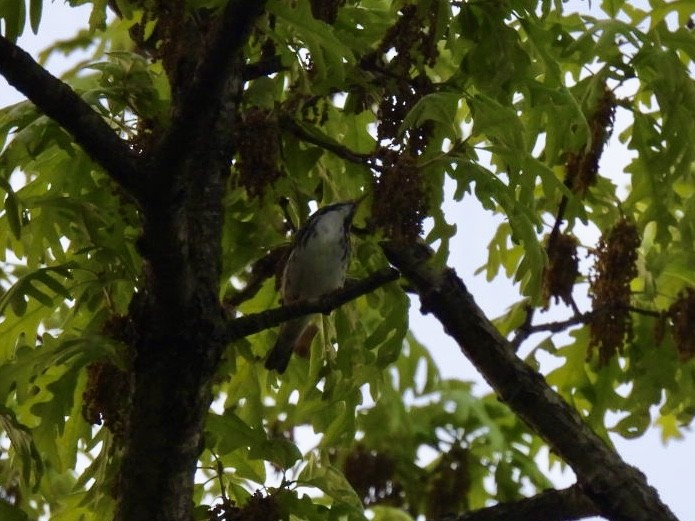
[0,0,694,519]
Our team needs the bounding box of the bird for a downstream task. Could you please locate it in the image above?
[265,200,358,373]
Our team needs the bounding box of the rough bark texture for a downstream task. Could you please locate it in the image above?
[114,3,267,520]
[453,485,598,521]
[382,241,678,521]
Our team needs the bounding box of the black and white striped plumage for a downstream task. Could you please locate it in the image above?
[265,201,357,373]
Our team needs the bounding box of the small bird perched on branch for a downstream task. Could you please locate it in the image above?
[265,200,358,373]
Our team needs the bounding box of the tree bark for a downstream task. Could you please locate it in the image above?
[453,485,598,521]
[111,2,266,520]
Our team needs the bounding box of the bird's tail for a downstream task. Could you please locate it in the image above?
[264,317,310,373]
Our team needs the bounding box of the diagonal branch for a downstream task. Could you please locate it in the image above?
[280,116,381,170]
[381,240,679,521]
[453,484,598,521]
[511,313,589,349]
[152,0,267,178]
[224,267,400,342]
[0,35,142,197]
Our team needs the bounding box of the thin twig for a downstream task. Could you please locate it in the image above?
[223,267,400,342]
[510,305,535,351]
[627,305,662,319]
[512,304,664,349]
[548,194,569,246]
[525,314,589,335]
[279,116,382,171]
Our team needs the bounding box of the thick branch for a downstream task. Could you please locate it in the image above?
[224,267,400,342]
[381,241,678,521]
[116,7,269,519]
[152,0,266,178]
[453,485,598,521]
[0,35,142,196]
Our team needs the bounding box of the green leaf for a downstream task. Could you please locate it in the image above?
[206,411,259,455]
[3,189,22,240]
[299,454,363,510]
[244,77,278,110]
[600,0,625,17]
[612,411,651,439]
[400,92,461,138]
[0,264,75,316]
[29,0,42,33]
[23,283,53,308]
[655,414,684,443]
[546,329,592,393]
[0,500,29,521]
[221,450,267,484]
[0,405,44,490]
[370,506,414,521]
[396,332,440,395]
[0,0,26,41]
[9,291,28,317]
[661,256,695,286]
[469,94,526,151]
[267,0,354,88]
[249,438,302,470]
[86,0,108,31]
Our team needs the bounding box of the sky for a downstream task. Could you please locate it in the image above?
[0,1,692,520]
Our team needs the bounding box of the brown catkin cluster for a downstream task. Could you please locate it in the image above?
[376,76,435,154]
[565,85,616,195]
[343,445,402,507]
[374,4,439,70]
[360,4,440,154]
[425,446,471,518]
[208,491,279,521]
[669,288,695,360]
[82,314,136,441]
[542,233,580,307]
[82,360,129,441]
[310,0,345,24]
[589,218,640,364]
[236,107,282,197]
[372,154,429,241]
